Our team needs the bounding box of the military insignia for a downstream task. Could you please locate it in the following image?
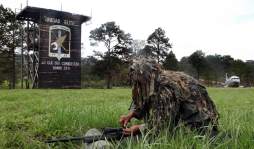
[49,25,71,60]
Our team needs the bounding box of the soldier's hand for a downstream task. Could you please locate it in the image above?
[119,112,136,127]
[119,112,135,127]
[119,115,131,127]
[123,125,141,136]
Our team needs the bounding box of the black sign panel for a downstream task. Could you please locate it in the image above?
[16,7,90,88]
[38,13,83,88]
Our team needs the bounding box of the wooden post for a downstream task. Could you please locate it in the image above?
[12,29,15,89]
[21,28,24,89]
[26,21,29,89]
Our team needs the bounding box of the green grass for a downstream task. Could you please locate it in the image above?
[0,88,253,148]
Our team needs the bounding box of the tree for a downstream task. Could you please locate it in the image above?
[147,27,172,63]
[206,54,224,84]
[179,56,196,77]
[0,4,23,89]
[163,50,178,70]
[89,21,133,88]
[137,45,155,57]
[232,59,246,76]
[188,50,207,80]
[220,55,234,74]
[244,62,254,86]
[81,56,98,81]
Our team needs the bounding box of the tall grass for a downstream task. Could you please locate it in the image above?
[0,88,253,148]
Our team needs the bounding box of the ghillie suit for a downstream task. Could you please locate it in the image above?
[129,58,219,135]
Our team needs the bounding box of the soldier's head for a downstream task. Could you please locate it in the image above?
[129,58,162,106]
[129,58,161,83]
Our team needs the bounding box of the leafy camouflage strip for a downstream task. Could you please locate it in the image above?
[129,58,219,133]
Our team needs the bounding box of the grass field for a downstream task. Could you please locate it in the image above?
[0,88,253,148]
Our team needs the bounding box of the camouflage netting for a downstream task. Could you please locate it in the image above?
[129,58,219,134]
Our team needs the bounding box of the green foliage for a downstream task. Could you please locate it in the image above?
[89,21,133,59]
[188,50,208,80]
[0,5,16,49]
[0,4,24,52]
[243,62,254,86]
[146,27,172,63]
[183,52,254,86]
[179,56,197,76]
[0,88,253,148]
[0,4,24,88]
[221,55,234,73]
[81,56,129,88]
[81,56,103,88]
[163,50,178,70]
[139,45,156,57]
[0,80,9,89]
[232,59,247,78]
[89,21,133,88]
[205,54,225,84]
[179,52,254,86]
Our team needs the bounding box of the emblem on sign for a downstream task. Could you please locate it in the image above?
[49,25,71,60]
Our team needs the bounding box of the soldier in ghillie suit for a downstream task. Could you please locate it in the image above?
[120,58,219,137]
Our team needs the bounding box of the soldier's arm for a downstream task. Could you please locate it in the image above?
[128,101,146,119]
[119,101,145,127]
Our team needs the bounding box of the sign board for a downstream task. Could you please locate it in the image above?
[16,6,90,88]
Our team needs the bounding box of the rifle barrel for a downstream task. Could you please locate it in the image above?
[45,135,104,144]
[45,127,124,144]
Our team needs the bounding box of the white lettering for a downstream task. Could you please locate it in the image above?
[53,66,62,70]
[64,19,75,26]
[44,16,60,24]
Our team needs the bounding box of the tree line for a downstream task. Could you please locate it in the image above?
[0,4,253,88]
[84,22,254,88]
[179,52,254,87]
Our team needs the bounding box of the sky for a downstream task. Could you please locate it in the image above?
[0,0,254,61]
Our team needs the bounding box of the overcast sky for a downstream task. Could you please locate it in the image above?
[1,0,254,61]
